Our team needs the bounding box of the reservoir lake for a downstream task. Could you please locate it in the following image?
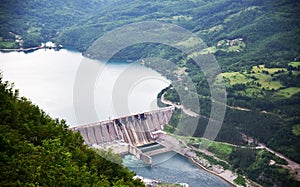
[0,49,170,126]
[0,49,230,187]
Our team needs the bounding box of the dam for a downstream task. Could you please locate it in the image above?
[70,106,175,164]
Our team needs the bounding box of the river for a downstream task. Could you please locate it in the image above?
[0,48,230,187]
[124,152,230,187]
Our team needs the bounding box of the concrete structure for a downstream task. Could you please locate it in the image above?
[71,106,175,164]
[128,145,152,164]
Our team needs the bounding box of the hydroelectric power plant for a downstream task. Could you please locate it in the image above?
[71,106,175,164]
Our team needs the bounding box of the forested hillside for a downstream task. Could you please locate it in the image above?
[0,74,144,186]
[0,0,299,185]
[2,0,299,59]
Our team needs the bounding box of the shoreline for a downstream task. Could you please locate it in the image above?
[188,157,237,187]
[156,134,238,187]
[0,47,244,186]
[0,45,62,53]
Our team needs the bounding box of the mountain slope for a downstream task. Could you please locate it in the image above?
[0,1,299,185]
[0,74,144,186]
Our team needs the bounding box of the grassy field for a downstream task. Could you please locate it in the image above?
[176,36,202,48]
[219,72,251,85]
[190,38,245,55]
[276,87,300,98]
[252,65,286,74]
[215,64,300,97]
[188,137,233,159]
[254,73,283,90]
[241,87,262,97]
[288,61,300,68]
[247,65,285,90]
[0,41,18,49]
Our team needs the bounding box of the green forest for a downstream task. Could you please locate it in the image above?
[186,136,300,187]
[0,0,299,186]
[0,74,144,186]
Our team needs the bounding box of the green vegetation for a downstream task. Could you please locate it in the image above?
[189,137,233,159]
[180,136,297,186]
[289,62,300,68]
[218,72,250,85]
[0,35,19,49]
[195,151,230,170]
[229,148,298,186]
[292,124,300,136]
[195,38,246,55]
[276,87,300,98]
[234,175,246,186]
[207,142,232,159]
[0,41,18,49]
[0,74,144,186]
[1,0,300,186]
[219,65,288,91]
[216,64,300,98]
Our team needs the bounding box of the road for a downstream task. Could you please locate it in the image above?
[258,143,300,180]
[160,92,300,180]
[161,93,199,117]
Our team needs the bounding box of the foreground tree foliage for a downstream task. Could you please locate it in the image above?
[1,0,299,186]
[0,74,144,186]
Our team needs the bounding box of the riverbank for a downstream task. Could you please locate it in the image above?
[168,133,265,187]
[157,134,240,187]
[159,91,300,185]
[189,157,236,187]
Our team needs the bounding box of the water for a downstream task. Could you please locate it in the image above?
[0,49,230,186]
[124,152,231,187]
[138,143,165,153]
[0,49,170,126]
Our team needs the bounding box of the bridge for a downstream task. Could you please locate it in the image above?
[70,106,175,164]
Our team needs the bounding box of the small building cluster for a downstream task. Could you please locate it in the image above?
[0,31,24,48]
[217,38,244,47]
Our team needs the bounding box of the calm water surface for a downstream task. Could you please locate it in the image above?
[0,49,230,187]
[0,49,170,126]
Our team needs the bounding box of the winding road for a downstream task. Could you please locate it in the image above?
[258,143,300,180]
[161,93,199,117]
[160,93,300,181]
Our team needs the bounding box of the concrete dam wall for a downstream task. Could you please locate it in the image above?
[71,106,175,147]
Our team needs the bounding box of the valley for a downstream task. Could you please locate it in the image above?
[0,0,299,186]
